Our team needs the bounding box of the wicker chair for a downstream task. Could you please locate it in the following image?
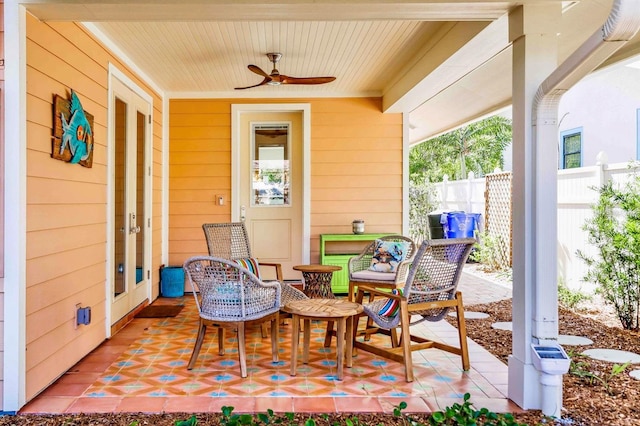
[202,222,283,280]
[354,238,476,382]
[183,256,281,378]
[201,222,308,323]
[347,235,417,302]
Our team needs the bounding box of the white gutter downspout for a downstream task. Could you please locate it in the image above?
[532,0,640,417]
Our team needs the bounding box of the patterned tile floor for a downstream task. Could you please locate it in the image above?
[21,271,520,415]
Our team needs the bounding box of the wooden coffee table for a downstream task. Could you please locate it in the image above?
[293,264,342,299]
[282,298,363,380]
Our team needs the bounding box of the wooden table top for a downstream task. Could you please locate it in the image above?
[293,264,342,273]
[282,298,363,318]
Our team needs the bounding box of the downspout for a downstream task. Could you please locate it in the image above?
[531,0,640,417]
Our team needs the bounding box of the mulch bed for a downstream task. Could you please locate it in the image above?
[452,299,640,425]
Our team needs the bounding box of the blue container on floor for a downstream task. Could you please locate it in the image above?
[444,212,481,239]
[161,267,185,297]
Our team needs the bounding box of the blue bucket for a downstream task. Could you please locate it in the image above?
[444,212,481,239]
[161,267,185,297]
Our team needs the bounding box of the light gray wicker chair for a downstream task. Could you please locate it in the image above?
[183,256,281,378]
[202,221,307,306]
[202,222,283,280]
[354,238,476,382]
[347,235,417,302]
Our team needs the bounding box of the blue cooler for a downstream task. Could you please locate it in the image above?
[161,266,185,297]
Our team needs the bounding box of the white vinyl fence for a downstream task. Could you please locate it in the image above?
[432,157,640,293]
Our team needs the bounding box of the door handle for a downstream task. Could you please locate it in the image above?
[241,205,246,223]
[129,213,141,234]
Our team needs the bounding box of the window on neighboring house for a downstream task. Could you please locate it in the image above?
[560,128,582,169]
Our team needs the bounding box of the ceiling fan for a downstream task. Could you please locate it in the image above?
[234,53,336,90]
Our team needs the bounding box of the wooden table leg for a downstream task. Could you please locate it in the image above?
[346,315,354,368]
[336,317,345,380]
[303,318,311,364]
[290,314,300,376]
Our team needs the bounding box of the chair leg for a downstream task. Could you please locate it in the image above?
[261,322,269,338]
[455,291,470,371]
[188,319,207,370]
[399,301,414,382]
[217,326,225,355]
[237,322,247,378]
[271,315,279,363]
[364,291,375,341]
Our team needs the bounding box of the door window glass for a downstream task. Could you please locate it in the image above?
[251,124,290,206]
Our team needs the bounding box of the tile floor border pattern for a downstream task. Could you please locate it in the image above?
[21,272,519,415]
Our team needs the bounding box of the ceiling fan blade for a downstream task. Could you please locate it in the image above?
[280,75,336,85]
[248,64,270,78]
[234,77,271,90]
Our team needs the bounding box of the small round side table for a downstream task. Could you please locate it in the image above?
[282,298,363,380]
[293,264,342,299]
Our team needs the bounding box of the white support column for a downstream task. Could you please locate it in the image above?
[3,0,27,412]
[508,3,561,411]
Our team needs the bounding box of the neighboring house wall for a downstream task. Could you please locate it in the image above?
[558,64,640,166]
[24,16,163,401]
[168,97,403,266]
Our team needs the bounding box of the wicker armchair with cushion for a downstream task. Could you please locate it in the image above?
[202,222,308,308]
[347,235,417,302]
[183,256,281,378]
[354,238,476,382]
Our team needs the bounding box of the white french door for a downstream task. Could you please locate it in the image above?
[110,76,151,325]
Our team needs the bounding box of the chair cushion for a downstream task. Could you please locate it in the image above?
[351,270,397,281]
[378,288,403,317]
[234,257,261,279]
[368,239,410,272]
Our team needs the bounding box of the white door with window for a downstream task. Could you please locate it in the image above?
[110,76,152,324]
[232,105,311,280]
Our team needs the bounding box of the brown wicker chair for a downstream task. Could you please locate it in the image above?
[183,256,281,378]
[354,238,476,382]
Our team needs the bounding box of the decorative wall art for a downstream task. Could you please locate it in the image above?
[52,90,94,168]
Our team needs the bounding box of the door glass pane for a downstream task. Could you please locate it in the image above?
[114,98,127,297]
[135,111,145,285]
[251,124,290,206]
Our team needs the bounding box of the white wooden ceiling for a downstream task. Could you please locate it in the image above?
[22,0,640,143]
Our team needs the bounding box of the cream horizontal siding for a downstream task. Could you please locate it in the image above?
[168,97,404,267]
[24,15,164,401]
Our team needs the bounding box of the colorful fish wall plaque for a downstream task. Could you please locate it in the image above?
[52,90,94,168]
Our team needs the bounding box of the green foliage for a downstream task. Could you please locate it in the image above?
[577,164,640,330]
[206,396,527,426]
[569,355,630,395]
[175,415,197,426]
[557,279,592,310]
[409,182,439,244]
[426,393,525,425]
[470,232,509,273]
[410,116,512,183]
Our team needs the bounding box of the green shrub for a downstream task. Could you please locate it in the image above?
[557,279,592,310]
[577,163,640,330]
[470,232,510,273]
[409,182,439,245]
